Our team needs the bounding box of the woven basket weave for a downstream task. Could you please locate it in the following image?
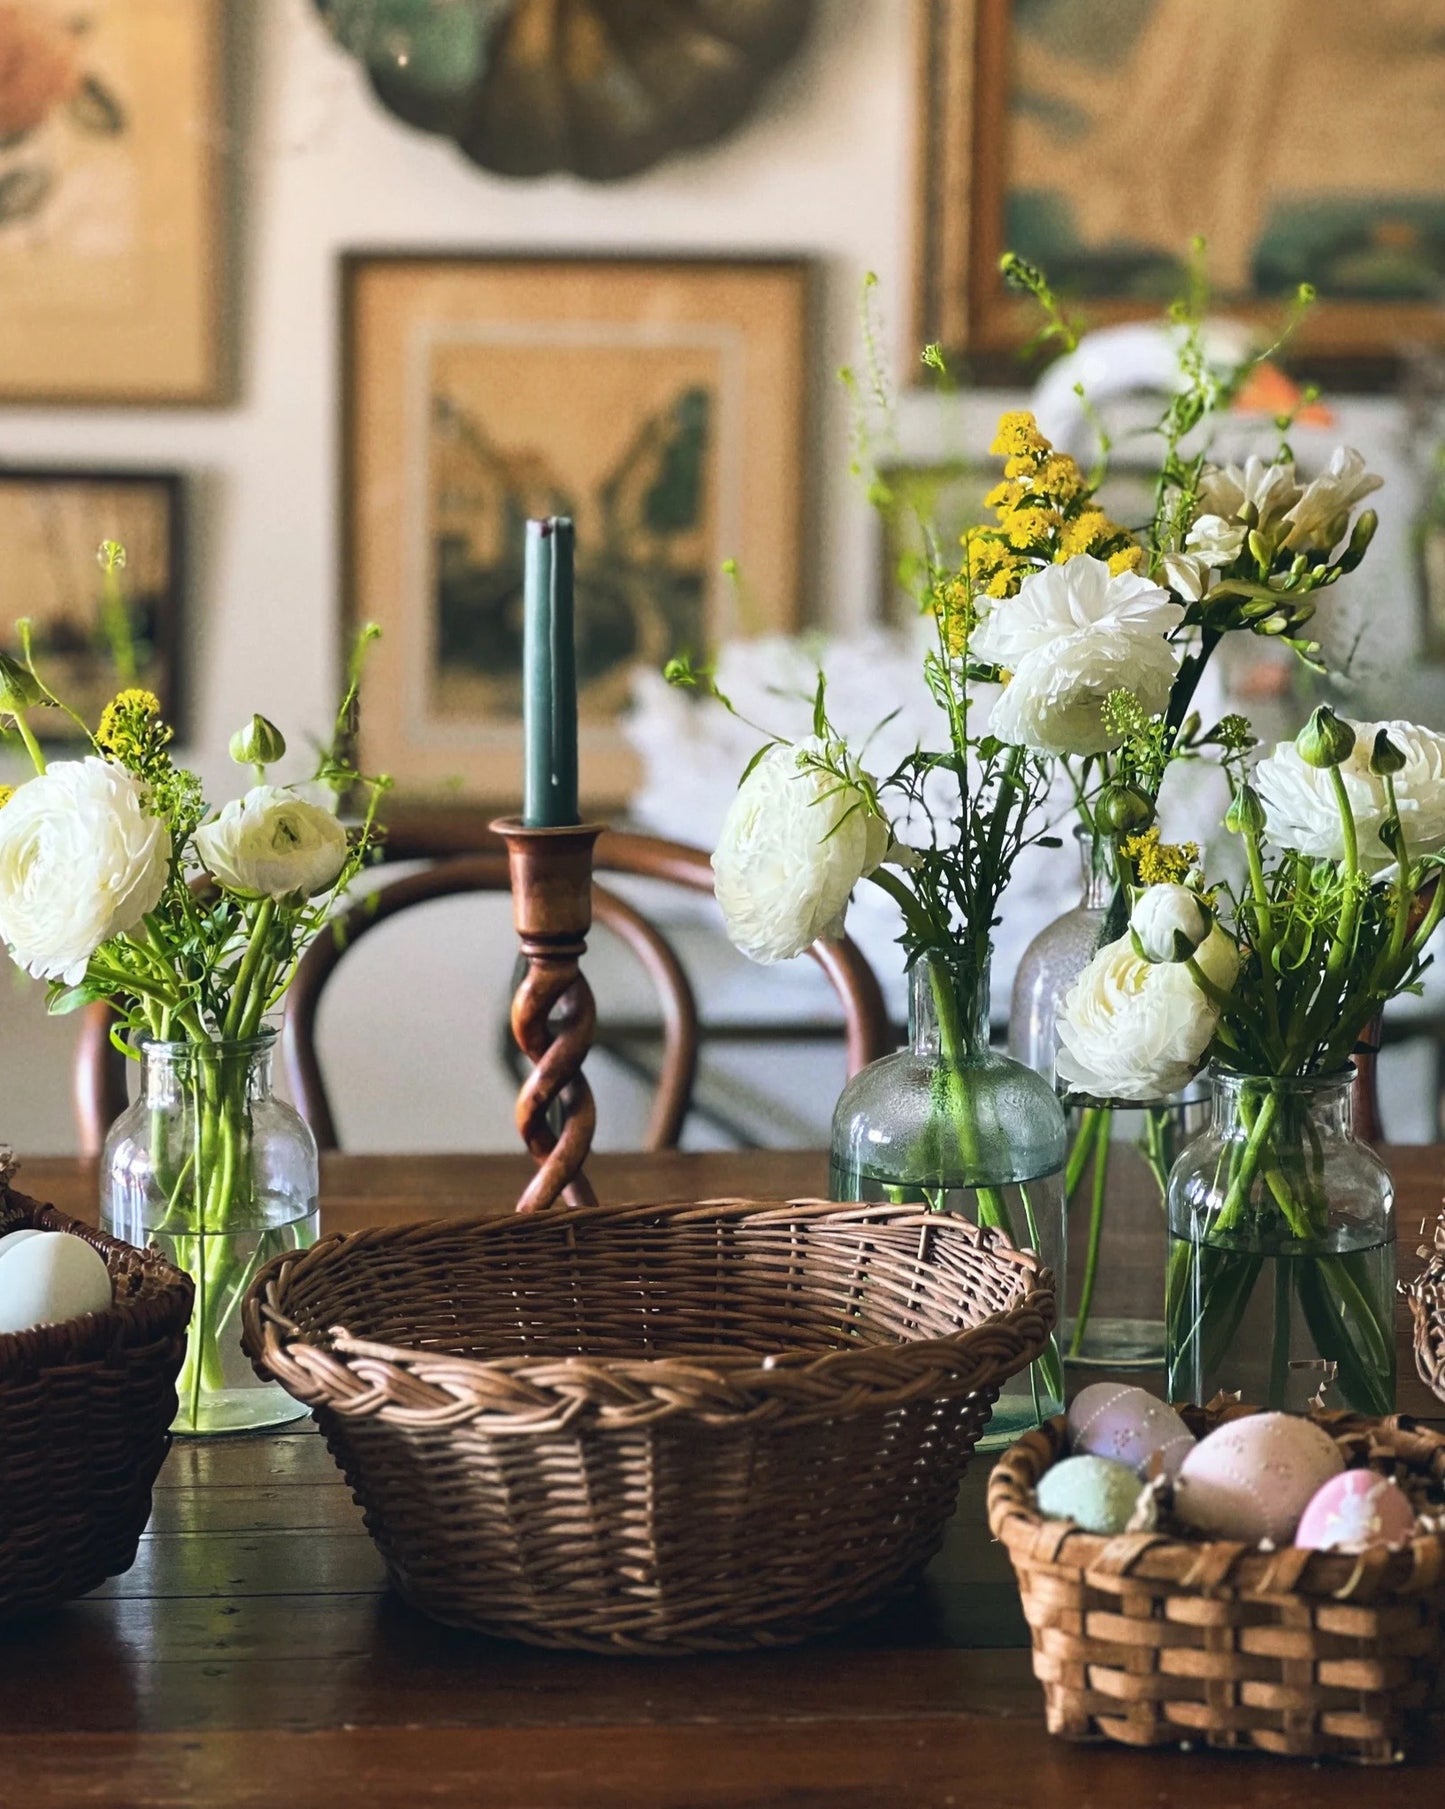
[988,1403,1445,1765]
[242,1197,1054,1653]
[1408,1224,1445,1406]
[0,1185,193,1622]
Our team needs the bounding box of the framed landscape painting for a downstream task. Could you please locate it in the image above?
[343,255,809,808]
[0,469,184,738]
[0,0,223,402]
[914,0,1445,378]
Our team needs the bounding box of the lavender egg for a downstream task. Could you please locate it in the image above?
[1175,1412,1344,1545]
[1067,1383,1194,1480]
[1295,1469,1416,1553]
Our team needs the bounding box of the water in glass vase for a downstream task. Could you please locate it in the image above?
[829,951,1067,1450]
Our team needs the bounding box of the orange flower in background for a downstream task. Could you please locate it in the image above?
[0,3,80,140]
[1232,361,1334,427]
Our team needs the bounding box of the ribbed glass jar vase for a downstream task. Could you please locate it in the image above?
[830,950,1067,1447]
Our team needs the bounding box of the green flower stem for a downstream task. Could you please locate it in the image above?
[223,899,277,1040]
[1067,1110,1111,1359]
[11,711,46,776]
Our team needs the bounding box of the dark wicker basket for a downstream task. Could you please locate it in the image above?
[0,1184,193,1622]
[243,1197,1055,1654]
[1408,1225,1445,1406]
[988,1403,1445,1765]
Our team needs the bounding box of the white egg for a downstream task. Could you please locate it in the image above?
[0,1231,113,1336]
[0,1227,45,1263]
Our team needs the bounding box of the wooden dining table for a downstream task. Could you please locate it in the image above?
[4,1144,1445,1809]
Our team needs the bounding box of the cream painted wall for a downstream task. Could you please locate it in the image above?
[0,0,920,1153]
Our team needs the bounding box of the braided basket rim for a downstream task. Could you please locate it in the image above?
[988,1403,1445,1603]
[0,1186,195,1374]
[1407,1236,1445,1403]
[241,1195,1057,1429]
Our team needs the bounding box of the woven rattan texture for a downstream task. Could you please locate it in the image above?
[243,1197,1055,1653]
[1409,1234,1445,1408]
[988,1403,1445,1765]
[0,1187,193,1622]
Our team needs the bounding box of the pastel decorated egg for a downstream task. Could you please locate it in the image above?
[1036,1454,1143,1535]
[1295,1469,1417,1553]
[1174,1411,1344,1545]
[0,1227,44,1263]
[1067,1383,1194,1480]
[0,1231,113,1336]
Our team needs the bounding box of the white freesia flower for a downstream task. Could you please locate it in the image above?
[1280,447,1382,553]
[1056,925,1238,1102]
[711,736,893,963]
[1131,882,1208,963]
[195,786,349,899]
[1197,455,1301,529]
[973,556,1184,757]
[1184,514,1247,568]
[1254,719,1445,873]
[0,758,171,985]
[1160,552,1217,604]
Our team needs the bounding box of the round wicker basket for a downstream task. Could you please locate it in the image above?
[0,1184,193,1622]
[242,1196,1055,1653]
[988,1402,1445,1765]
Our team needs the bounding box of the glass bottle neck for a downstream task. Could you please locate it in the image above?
[1208,1068,1355,1139]
[140,1035,278,1109]
[1076,826,1115,912]
[908,951,991,1063]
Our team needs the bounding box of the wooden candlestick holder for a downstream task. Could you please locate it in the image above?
[490,817,605,1213]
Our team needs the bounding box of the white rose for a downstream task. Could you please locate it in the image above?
[711,736,892,963]
[1197,455,1301,529]
[0,758,171,985]
[1131,882,1208,962]
[1280,447,1382,553]
[1056,925,1238,1103]
[195,786,349,899]
[1254,719,1445,872]
[1184,514,1247,568]
[973,556,1184,758]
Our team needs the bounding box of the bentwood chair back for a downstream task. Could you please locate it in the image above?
[73,827,890,1157]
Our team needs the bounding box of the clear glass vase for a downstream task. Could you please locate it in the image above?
[1166,1068,1395,1415]
[829,950,1067,1448]
[101,1031,319,1436]
[1010,828,1198,1368]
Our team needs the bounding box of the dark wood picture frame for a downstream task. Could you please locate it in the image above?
[0,467,185,740]
[913,0,1445,385]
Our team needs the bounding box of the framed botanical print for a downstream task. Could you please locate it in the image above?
[914,0,1445,379]
[0,468,184,738]
[343,254,810,808]
[0,0,223,403]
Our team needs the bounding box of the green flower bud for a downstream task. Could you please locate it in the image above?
[1095,782,1155,835]
[1247,527,1274,570]
[1295,705,1355,770]
[1225,783,1267,837]
[0,652,43,713]
[1369,727,1406,776]
[1336,508,1378,573]
[229,713,287,768]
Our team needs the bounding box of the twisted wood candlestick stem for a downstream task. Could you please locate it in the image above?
[490,818,605,1213]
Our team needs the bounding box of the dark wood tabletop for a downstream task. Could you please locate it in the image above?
[3,1146,1444,1809]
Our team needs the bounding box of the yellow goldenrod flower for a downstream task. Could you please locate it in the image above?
[1109,544,1147,575]
[96,688,169,767]
[1123,827,1200,886]
[984,479,1025,514]
[985,569,1019,599]
[933,577,978,656]
[1005,507,1059,549]
[965,530,1009,576]
[989,410,1049,460]
[1036,453,1088,505]
[1003,453,1039,480]
[1058,510,1115,556]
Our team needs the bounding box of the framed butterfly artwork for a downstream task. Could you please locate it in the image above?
[341,253,810,809]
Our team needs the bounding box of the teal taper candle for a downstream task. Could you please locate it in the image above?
[522,516,580,827]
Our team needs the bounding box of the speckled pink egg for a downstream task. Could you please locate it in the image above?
[1066,1383,1194,1480]
[1174,1412,1344,1545]
[1294,1469,1416,1553]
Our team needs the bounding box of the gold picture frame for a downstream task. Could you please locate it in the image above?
[0,0,224,404]
[914,0,1445,381]
[342,254,810,810]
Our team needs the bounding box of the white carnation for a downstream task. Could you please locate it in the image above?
[0,758,171,985]
[711,736,892,963]
[1280,447,1382,554]
[1254,719,1445,873]
[1131,882,1208,963]
[973,556,1184,758]
[1056,925,1238,1103]
[195,786,349,899]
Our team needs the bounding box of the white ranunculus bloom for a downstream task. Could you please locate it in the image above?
[1197,455,1301,529]
[1280,447,1382,553]
[1056,925,1238,1103]
[1255,719,1445,872]
[973,556,1184,758]
[1131,882,1208,963]
[1184,514,1247,568]
[0,758,171,985]
[711,736,892,964]
[1160,552,1216,604]
[195,786,349,899]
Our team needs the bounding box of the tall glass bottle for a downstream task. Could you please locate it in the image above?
[830,949,1066,1447]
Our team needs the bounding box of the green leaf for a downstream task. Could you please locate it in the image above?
[48,983,107,1017]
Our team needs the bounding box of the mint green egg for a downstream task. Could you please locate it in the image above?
[1036,1454,1141,1534]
